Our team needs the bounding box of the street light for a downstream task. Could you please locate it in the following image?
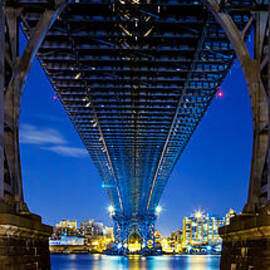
[108,205,114,213]
[156,205,162,214]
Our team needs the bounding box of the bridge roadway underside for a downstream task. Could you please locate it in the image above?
[0,0,270,269]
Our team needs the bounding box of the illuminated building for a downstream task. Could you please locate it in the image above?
[160,230,182,253]
[56,219,77,231]
[49,233,84,246]
[50,218,115,253]
[52,219,78,238]
[182,210,234,247]
[170,230,182,242]
[80,220,104,238]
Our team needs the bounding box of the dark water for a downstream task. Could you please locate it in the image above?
[51,254,220,270]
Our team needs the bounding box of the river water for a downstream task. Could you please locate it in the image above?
[51,254,220,270]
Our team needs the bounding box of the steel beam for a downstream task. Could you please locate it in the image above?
[146,18,210,211]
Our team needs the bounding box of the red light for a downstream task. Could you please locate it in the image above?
[217,91,224,98]
[53,96,57,100]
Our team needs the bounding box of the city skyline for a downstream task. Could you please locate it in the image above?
[49,208,235,236]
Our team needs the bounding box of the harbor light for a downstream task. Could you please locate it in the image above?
[156,205,162,214]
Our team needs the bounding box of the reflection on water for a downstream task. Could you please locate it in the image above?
[51,254,220,270]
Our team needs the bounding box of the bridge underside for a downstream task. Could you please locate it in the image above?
[0,0,269,268]
[12,0,248,223]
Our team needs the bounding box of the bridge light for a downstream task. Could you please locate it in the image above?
[75,72,81,80]
[156,206,162,214]
[108,205,114,213]
[217,90,224,98]
[85,101,91,107]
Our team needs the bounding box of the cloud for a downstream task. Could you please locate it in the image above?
[42,146,88,158]
[20,124,67,145]
[20,124,88,158]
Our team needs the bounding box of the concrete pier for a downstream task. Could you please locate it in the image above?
[219,214,270,270]
[0,213,52,270]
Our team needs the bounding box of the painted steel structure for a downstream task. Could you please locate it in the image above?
[0,0,269,254]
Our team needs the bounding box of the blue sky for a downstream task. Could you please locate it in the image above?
[19,41,253,237]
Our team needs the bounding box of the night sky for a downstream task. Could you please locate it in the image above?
[19,35,253,236]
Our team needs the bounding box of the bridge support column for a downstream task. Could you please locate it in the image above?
[203,1,270,269]
[112,215,156,254]
[0,1,67,269]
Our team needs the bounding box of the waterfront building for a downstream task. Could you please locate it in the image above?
[170,230,182,242]
[80,219,104,237]
[182,210,233,248]
[49,233,84,246]
[56,219,77,231]
[160,230,182,253]
[52,219,78,239]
